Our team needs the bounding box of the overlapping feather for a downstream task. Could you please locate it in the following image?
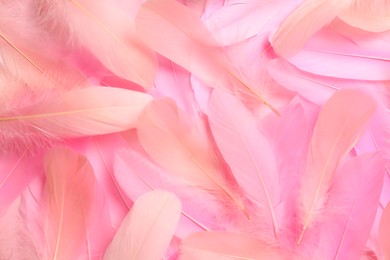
[297,89,376,244]
[103,190,181,260]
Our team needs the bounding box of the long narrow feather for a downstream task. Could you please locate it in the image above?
[0,86,152,152]
[208,89,281,240]
[135,0,279,114]
[34,0,157,88]
[297,89,376,244]
[180,231,292,260]
[137,98,248,217]
[44,147,97,259]
[271,0,352,57]
[103,190,181,260]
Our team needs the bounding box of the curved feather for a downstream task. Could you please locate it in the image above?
[44,147,97,260]
[208,89,281,240]
[34,0,157,88]
[298,89,376,244]
[135,0,279,114]
[339,0,390,32]
[103,190,181,260]
[271,0,351,57]
[0,86,152,152]
[137,98,248,217]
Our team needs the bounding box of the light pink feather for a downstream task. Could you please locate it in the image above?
[103,190,181,260]
[299,153,385,259]
[135,0,279,114]
[339,0,390,32]
[0,86,151,152]
[34,0,157,88]
[271,0,352,57]
[379,202,390,259]
[43,147,97,259]
[180,231,292,260]
[204,0,299,45]
[298,89,376,244]
[208,89,282,240]
[137,98,248,217]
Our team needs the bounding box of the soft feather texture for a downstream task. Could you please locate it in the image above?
[103,190,181,260]
[44,147,97,260]
[135,0,279,114]
[298,89,376,244]
[379,202,390,259]
[204,0,298,46]
[137,98,248,217]
[299,153,385,259]
[271,0,352,57]
[180,231,292,260]
[0,86,152,152]
[208,89,282,240]
[33,0,157,88]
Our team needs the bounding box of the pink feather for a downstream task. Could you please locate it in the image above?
[103,190,181,260]
[0,86,151,152]
[137,98,249,217]
[135,0,279,114]
[43,147,98,259]
[33,0,157,88]
[297,89,376,244]
[379,202,390,259]
[298,153,385,259]
[180,231,293,259]
[339,0,390,32]
[208,89,282,240]
[271,0,352,57]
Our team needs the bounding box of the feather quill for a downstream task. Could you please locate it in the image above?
[135,0,279,114]
[103,190,181,260]
[271,0,352,57]
[137,98,248,217]
[208,89,281,240]
[44,147,97,260]
[34,0,157,88]
[0,86,152,152]
[298,89,376,244]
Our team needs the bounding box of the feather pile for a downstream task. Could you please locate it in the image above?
[0,0,389,259]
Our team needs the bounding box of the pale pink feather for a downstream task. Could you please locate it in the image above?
[298,89,376,244]
[137,98,248,217]
[34,0,157,88]
[271,0,352,57]
[298,153,385,259]
[208,89,282,240]
[43,147,97,259]
[103,190,181,260]
[0,86,151,152]
[379,202,390,259]
[339,0,390,32]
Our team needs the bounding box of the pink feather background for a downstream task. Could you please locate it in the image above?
[0,0,389,259]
